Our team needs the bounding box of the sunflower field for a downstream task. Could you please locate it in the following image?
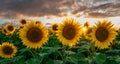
[0,18,120,64]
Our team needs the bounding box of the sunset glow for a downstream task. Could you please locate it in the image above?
[15,15,120,29]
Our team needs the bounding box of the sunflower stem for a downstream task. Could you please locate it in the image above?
[62,46,67,64]
[90,43,96,64]
[29,49,36,58]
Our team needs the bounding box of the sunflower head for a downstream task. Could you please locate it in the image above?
[0,26,2,31]
[82,26,87,33]
[36,21,42,24]
[110,42,119,49]
[91,20,117,49]
[0,43,17,58]
[84,28,92,40]
[20,26,24,29]
[82,21,90,34]
[84,21,90,28]
[4,24,15,35]
[19,21,49,49]
[50,23,59,33]
[118,28,120,32]
[2,28,10,35]
[20,19,27,25]
[56,18,82,47]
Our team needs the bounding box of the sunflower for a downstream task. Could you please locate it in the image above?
[50,23,59,33]
[0,43,17,58]
[84,21,90,28]
[19,21,49,49]
[0,26,2,31]
[56,18,82,47]
[110,42,119,49]
[91,20,117,49]
[4,24,15,35]
[36,21,42,24]
[118,28,120,32]
[82,21,90,33]
[2,28,10,35]
[82,22,92,39]
[20,19,27,25]
[84,28,92,40]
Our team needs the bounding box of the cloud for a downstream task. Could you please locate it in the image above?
[0,0,64,18]
[0,0,120,18]
[84,12,109,18]
[84,2,120,17]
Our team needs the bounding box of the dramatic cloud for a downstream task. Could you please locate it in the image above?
[0,0,64,18]
[85,2,120,18]
[0,0,120,18]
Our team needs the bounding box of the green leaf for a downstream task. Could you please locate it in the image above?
[108,56,120,64]
[66,54,79,64]
[78,60,88,64]
[26,57,43,64]
[54,60,62,64]
[0,59,9,64]
[19,48,30,54]
[115,57,120,64]
[65,51,76,55]
[15,59,25,64]
[41,47,60,54]
[12,56,24,62]
[104,59,117,64]
[45,59,54,64]
[77,48,86,53]
[94,53,106,64]
[39,53,49,56]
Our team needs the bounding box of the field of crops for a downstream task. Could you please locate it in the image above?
[0,18,120,64]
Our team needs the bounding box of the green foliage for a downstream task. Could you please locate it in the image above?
[94,53,106,64]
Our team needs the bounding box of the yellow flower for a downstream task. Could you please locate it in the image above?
[84,21,90,28]
[20,19,27,25]
[118,28,120,32]
[82,27,87,33]
[56,18,82,47]
[91,20,117,49]
[19,21,49,49]
[4,24,16,35]
[36,21,42,24]
[84,28,92,40]
[82,22,90,35]
[0,26,2,31]
[82,21,91,37]
[50,23,59,33]
[0,43,17,58]
[110,42,119,49]
[2,28,10,35]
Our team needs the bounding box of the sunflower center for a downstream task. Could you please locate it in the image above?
[21,20,26,24]
[95,27,109,42]
[27,27,43,43]
[2,46,13,55]
[7,25,14,31]
[52,25,58,31]
[36,21,40,24]
[62,25,76,40]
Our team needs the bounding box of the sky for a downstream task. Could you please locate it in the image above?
[0,0,120,28]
